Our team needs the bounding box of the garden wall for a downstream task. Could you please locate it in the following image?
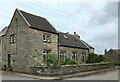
[29,62,113,76]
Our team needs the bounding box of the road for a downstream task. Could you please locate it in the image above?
[0,69,119,80]
[1,71,36,80]
[65,69,119,80]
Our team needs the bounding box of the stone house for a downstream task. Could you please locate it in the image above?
[104,49,120,62]
[58,32,90,63]
[0,26,8,62]
[1,9,94,72]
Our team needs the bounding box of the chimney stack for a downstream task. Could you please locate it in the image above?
[66,32,69,34]
[104,48,107,54]
[74,32,76,35]
[74,32,80,39]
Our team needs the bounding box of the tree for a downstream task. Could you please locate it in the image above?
[103,55,110,62]
[97,55,104,62]
[86,53,98,63]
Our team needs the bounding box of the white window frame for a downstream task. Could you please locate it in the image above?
[47,34,51,42]
[10,34,16,44]
[59,51,66,61]
[42,34,47,42]
[72,52,77,60]
[43,50,51,62]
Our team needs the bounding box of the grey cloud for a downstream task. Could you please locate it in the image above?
[90,2,118,25]
[89,28,118,54]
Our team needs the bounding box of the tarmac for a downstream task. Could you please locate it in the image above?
[2,67,117,80]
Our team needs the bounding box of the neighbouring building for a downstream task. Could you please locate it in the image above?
[0,26,8,62]
[1,9,94,72]
[104,49,120,62]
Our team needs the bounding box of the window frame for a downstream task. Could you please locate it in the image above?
[47,34,51,42]
[10,34,16,44]
[42,33,51,43]
[58,51,66,61]
[72,52,77,60]
[42,34,47,42]
[42,50,51,62]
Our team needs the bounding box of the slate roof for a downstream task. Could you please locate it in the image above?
[19,10,58,34]
[81,40,94,49]
[0,26,8,36]
[58,32,89,49]
[108,49,120,54]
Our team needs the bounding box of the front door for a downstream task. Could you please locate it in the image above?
[8,54,11,67]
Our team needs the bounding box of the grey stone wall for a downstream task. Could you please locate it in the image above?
[2,9,58,73]
[28,29,58,66]
[29,62,113,76]
[2,9,32,72]
[59,46,89,63]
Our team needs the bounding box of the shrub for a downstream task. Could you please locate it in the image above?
[47,53,61,67]
[46,53,79,67]
[97,55,104,62]
[63,58,79,65]
[113,62,120,66]
[86,53,98,63]
[103,56,110,62]
[87,53,110,63]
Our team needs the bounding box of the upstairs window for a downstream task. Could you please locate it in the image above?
[47,34,51,42]
[42,34,51,42]
[43,34,46,41]
[10,34,16,44]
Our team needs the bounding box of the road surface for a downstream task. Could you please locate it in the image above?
[65,69,119,80]
[0,69,119,80]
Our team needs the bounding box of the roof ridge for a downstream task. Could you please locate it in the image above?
[16,8,57,33]
[18,9,45,19]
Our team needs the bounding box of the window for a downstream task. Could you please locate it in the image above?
[82,52,86,62]
[47,35,51,42]
[10,34,16,44]
[43,50,51,62]
[43,34,46,41]
[58,51,66,61]
[72,52,77,60]
[42,34,51,42]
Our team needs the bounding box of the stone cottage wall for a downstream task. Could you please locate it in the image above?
[29,62,113,76]
[2,9,58,73]
[59,46,89,63]
[2,9,32,72]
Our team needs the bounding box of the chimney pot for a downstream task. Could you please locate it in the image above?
[104,48,107,54]
[74,32,76,35]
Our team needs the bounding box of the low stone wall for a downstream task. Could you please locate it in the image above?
[29,62,113,76]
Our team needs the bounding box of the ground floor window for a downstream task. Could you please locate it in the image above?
[43,50,51,62]
[81,52,86,62]
[72,52,77,60]
[58,51,66,61]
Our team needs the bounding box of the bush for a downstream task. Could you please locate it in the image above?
[103,56,110,62]
[63,58,79,65]
[113,62,120,66]
[86,53,110,63]
[47,53,61,67]
[46,53,79,67]
[97,55,104,62]
[86,53,98,63]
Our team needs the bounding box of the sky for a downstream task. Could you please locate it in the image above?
[0,0,119,54]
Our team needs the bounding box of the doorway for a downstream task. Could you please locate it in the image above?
[8,54,11,67]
